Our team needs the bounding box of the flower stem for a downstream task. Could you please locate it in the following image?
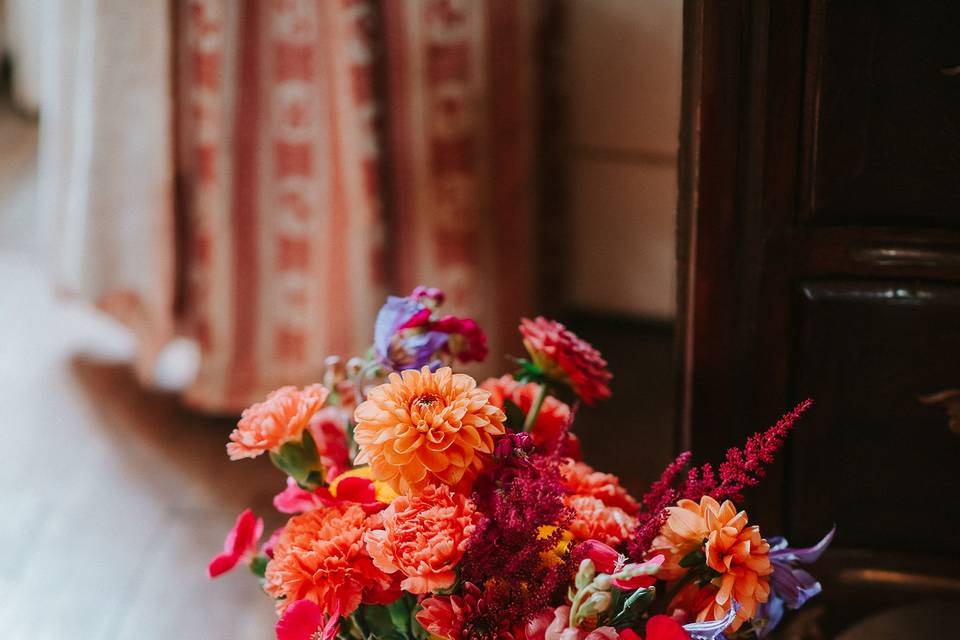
[661,568,700,612]
[523,382,549,432]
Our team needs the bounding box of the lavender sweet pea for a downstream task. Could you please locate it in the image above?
[683,602,739,640]
[373,296,449,370]
[754,527,835,637]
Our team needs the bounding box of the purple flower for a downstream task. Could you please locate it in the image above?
[373,295,449,370]
[768,526,834,609]
[754,594,784,639]
[754,526,834,637]
[683,601,739,639]
[372,288,489,371]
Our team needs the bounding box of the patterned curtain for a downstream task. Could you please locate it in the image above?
[41,0,540,413]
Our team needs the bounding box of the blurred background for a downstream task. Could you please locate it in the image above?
[0,1,681,638]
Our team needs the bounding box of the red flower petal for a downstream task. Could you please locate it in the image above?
[645,615,691,640]
[207,508,263,578]
[335,476,378,504]
[276,600,324,640]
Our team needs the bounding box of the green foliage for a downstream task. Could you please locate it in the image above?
[503,398,527,430]
[248,555,268,579]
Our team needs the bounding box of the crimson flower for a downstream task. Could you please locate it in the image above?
[519,317,612,405]
[276,600,340,640]
[207,508,263,578]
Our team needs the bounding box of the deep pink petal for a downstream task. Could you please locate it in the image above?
[207,551,242,578]
[646,615,691,640]
[618,629,642,640]
[276,600,325,640]
[262,527,284,559]
[580,539,620,574]
[207,508,262,578]
[335,476,378,504]
[274,477,323,514]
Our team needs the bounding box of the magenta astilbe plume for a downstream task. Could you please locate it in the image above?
[460,433,575,638]
[707,398,813,502]
[640,451,691,513]
[628,400,813,561]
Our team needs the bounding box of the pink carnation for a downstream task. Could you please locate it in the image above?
[365,484,479,593]
[566,495,637,547]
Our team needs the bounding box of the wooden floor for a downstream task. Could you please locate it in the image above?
[0,105,279,638]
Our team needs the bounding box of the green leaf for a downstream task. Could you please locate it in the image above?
[503,398,526,430]
[360,604,407,640]
[679,548,706,568]
[386,598,412,636]
[249,555,268,578]
[409,605,430,640]
[300,428,321,467]
[610,587,655,626]
[513,359,544,383]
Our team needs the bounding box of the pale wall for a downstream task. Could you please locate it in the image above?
[565,0,681,319]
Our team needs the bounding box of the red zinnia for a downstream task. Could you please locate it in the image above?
[519,317,612,406]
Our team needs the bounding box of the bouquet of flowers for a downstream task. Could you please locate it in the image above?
[209,287,833,640]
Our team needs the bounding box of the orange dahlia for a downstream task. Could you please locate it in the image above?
[364,484,479,594]
[650,496,773,631]
[227,384,329,460]
[353,367,507,495]
[560,460,640,515]
[264,503,393,615]
[519,317,612,406]
[565,495,637,546]
[481,374,572,445]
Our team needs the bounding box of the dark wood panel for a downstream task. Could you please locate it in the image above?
[791,280,960,552]
[804,0,960,227]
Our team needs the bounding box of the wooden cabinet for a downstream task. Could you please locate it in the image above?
[678,0,960,632]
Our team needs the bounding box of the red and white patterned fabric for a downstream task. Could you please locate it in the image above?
[177,0,388,411]
[43,0,540,413]
[383,0,540,372]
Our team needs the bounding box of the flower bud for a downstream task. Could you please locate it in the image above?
[575,559,596,589]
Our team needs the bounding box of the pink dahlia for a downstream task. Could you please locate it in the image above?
[519,317,612,406]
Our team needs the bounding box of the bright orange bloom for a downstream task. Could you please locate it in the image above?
[227,384,329,460]
[650,496,773,631]
[480,374,572,445]
[565,495,637,546]
[353,367,506,495]
[264,504,393,615]
[364,484,479,594]
[560,460,640,515]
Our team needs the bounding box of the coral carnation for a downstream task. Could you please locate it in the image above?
[651,497,772,631]
[264,504,392,615]
[365,484,479,593]
[481,374,573,445]
[519,317,612,406]
[560,460,640,515]
[416,582,485,640]
[353,367,506,495]
[228,384,329,460]
[565,495,637,546]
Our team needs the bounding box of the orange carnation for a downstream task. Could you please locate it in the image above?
[353,367,506,495]
[227,384,329,460]
[650,496,773,631]
[560,460,640,515]
[565,495,637,546]
[264,503,393,615]
[364,484,479,594]
[481,374,572,445]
